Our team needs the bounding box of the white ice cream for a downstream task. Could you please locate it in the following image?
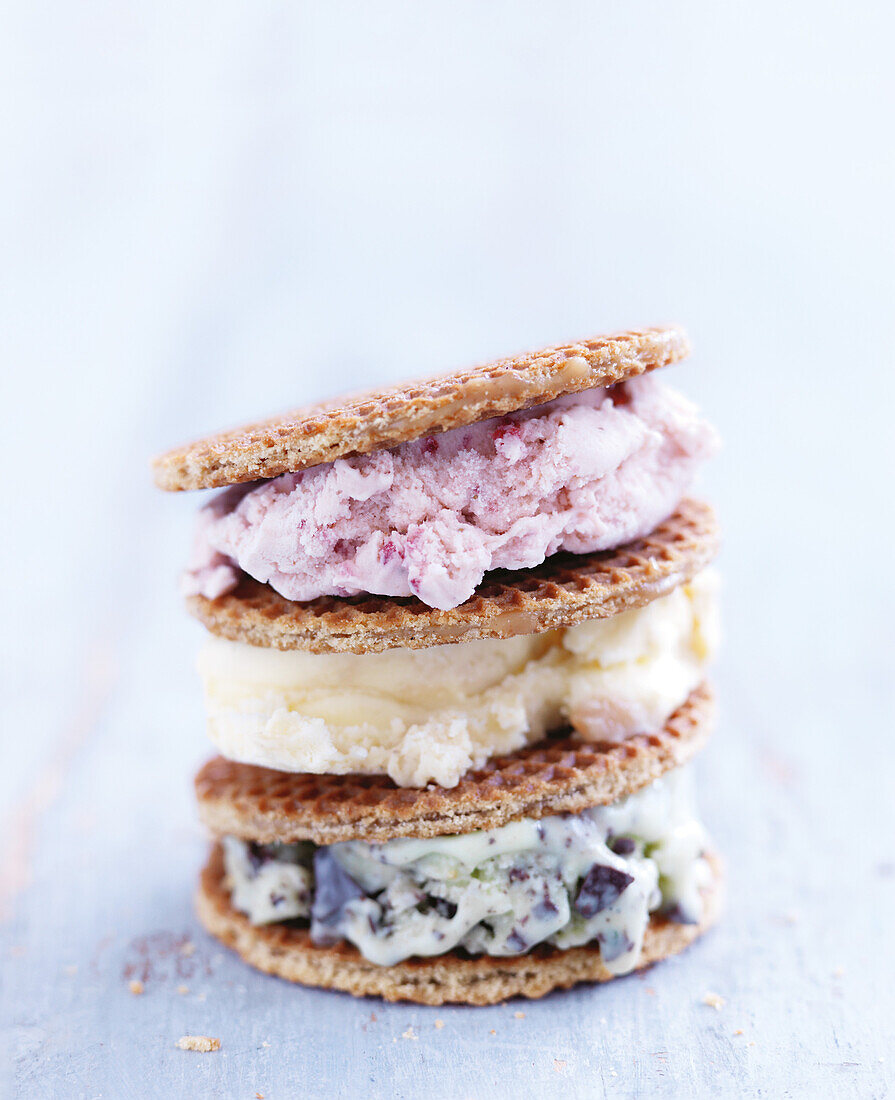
[199,572,719,787]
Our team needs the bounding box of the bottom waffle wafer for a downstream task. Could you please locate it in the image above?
[197,844,722,1006]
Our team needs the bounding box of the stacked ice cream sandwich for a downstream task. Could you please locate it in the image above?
[154,325,722,1005]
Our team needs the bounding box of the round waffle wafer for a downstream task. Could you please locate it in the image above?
[195,684,714,845]
[196,844,722,1005]
[187,499,717,654]
[153,325,690,491]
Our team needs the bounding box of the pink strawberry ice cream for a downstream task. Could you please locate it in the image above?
[184,375,718,611]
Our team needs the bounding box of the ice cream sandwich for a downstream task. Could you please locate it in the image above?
[155,325,723,1003]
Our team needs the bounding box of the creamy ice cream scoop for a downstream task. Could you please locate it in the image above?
[197,572,718,787]
[185,375,718,610]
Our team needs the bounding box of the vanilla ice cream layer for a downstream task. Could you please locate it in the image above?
[198,571,718,788]
[185,374,718,611]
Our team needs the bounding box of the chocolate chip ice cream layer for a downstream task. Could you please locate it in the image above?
[221,763,711,974]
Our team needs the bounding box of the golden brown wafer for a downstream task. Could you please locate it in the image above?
[195,844,722,1005]
[187,499,717,654]
[195,684,714,845]
[153,326,690,491]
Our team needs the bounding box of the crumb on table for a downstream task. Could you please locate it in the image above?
[128,980,144,995]
[702,991,726,1010]
[176,1035,220,1053]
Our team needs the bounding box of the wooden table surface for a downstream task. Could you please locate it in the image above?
[4,349,893,1098]
[3,4,894,1095]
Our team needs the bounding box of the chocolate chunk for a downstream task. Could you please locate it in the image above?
[533,884,559,920]
[506,929,528,952]
[608,836,636,856]
[430,897,458,920]
[310,850,366,942]
[597,927,635,963]
[574,864,634,917]
[246,842,266,873]
[663,901,699,926]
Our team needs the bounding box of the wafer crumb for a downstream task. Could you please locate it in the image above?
[177,985,189,995]
[255,1093,264,1099]
[553,1059,567,1073]
[176,1035,220,1052]
[702,991,725,1010]
[261,1041,270,1048]
[128,980,144,995]
[402,1027,417,1040]
[733,1029,744,1036]
[514,1012,525,1019]
[180,941,196,957]
[434,1020,444,1029]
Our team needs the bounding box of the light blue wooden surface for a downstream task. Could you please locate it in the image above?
[4,365,894,1099]
[2,3,894,1096]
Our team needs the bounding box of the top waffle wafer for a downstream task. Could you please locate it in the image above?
[153,325,689,491]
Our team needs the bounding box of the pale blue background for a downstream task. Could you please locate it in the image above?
[1,3,893,1097]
